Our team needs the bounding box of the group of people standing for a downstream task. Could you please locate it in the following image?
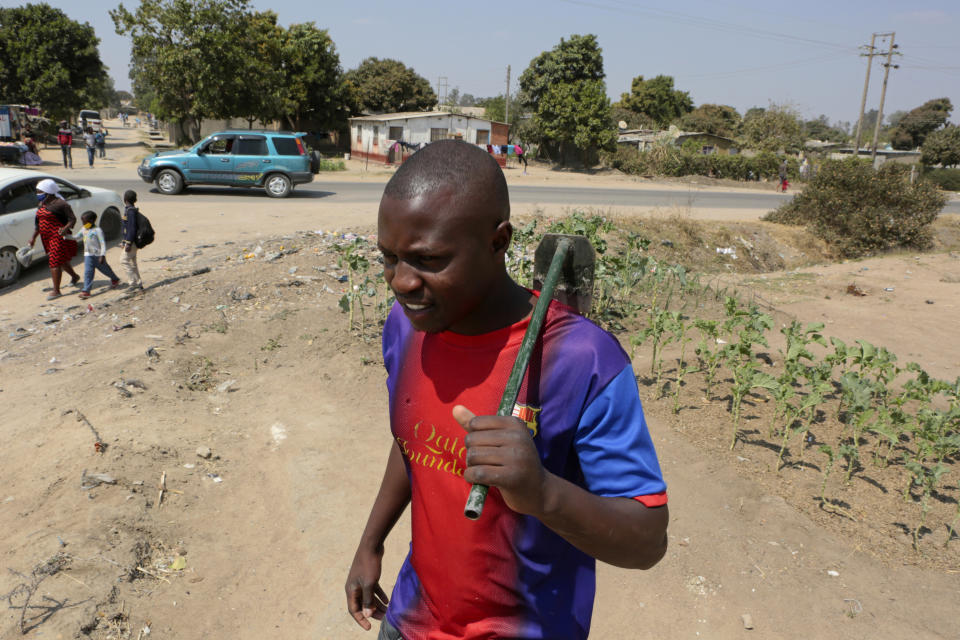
[28,179,144,300]
[56,121,107,169]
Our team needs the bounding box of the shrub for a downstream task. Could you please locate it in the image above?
[922,168,960,192]
[764,158,948,258]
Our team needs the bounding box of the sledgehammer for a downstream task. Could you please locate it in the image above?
[463,233,596,520]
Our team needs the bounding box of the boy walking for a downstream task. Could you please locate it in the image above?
[120,190,143,290]
[83,127,96,167]
[67,212,120,299]
[345,141,668,640]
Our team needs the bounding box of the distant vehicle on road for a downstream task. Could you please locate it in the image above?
[78,109,102,132]
[137,130,321,198]
[0,168,123,286]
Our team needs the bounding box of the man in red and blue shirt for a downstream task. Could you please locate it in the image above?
[346,140,668,640]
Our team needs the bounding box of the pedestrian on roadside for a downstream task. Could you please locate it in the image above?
[800,157,810,181]
[65,211,121,299]
[95,128,107,158]
[121,190,144,290]
[83,127,96,167]
[345,140,668,640]
[516,143,528,175]
[778,159,789,192]
[57,121,73,169]
[28,179,81,300]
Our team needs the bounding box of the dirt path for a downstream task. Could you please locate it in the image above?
[2,119,959,639]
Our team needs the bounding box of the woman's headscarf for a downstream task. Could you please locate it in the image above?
[36,178,62,199]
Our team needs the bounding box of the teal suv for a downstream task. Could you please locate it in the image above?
[138,130,320,198]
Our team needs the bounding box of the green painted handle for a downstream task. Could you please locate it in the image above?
[463,238,571,520]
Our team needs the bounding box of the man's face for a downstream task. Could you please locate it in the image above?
[377,188,508,335]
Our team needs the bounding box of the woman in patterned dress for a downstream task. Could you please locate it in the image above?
[28,179,80,300]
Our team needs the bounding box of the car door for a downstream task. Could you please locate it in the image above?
[0,179,41,257]
[231,135,271,185]
[185,135,235,184]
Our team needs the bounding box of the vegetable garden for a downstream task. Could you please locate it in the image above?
[332,212,960,568]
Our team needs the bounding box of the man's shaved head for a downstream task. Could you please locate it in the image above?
[383,139,510,221]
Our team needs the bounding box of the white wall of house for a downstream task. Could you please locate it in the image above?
[349,114,495,156]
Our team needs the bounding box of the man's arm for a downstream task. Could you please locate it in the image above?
[454,406,668,570]
[345,441,411,630]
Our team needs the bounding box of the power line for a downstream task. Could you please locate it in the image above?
[557,0,856,52]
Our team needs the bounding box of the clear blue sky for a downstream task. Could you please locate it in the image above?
[5,0,959,126]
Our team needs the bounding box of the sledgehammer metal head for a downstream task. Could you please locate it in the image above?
[532,233,596,315]
[463,232,596,521]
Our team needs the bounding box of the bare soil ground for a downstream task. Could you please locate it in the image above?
[2,122,959,639]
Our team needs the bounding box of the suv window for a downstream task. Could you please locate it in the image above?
[234,136,268,156]
[272,137,302,156]
[202,136,235,154]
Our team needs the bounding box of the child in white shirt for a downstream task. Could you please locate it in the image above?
[68,211,121,299]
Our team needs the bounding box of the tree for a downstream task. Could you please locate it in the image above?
[890,98,953,150]
[518,34,614,165]
[275,21,349,131]
[0,4,108,120]
[460,93,476,107]
[616,74,692,128]
[921,125,960,167]
[232,10,285,128]
[803,115,847,143]
[344,58,436,113]
[112,0,254,141]
[741,103,803,152]
[679,104,741,137]
[477,94,522,129]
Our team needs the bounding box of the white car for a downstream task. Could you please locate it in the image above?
[78,109,103,132]
[0,168,124,286]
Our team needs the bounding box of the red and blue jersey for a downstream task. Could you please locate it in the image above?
[382,299,666,640]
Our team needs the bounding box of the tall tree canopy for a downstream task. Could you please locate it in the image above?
[679,104,741,138]
[344,58,436,113]
[112,0,253,139]
[0,3,109,120]
[113,0,349,141]
[890,98,953,150]
[741,103,804,152]
[518,34,614,166]
[921,125,960,167]
[616,75,692,128]
[803,115,848,143]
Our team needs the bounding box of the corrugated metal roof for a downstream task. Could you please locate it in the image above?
[348,111,505,125]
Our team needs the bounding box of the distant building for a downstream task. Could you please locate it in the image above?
[803,141,922,165]
[348,111,509,164]
[617,125,738,155]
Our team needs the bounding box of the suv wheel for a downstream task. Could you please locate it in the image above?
[265,173,292,198]
[0,247,22,287]
[156,169,184,195]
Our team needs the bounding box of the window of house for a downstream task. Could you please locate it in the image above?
[430,128,447,142]
[476,130,489,145]
[388,126,403,140]
[356,126,362,143]
[372,126,379,146]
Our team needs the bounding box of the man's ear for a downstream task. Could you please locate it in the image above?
[492,221,513,255]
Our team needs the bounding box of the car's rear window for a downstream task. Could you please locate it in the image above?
[80,111,101,119]
[272,137,302,156]
[235,137,268,155]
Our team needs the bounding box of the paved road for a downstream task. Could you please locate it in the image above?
[75,177,960,214]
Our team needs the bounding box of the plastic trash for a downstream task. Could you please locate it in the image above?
[15,246,31,267]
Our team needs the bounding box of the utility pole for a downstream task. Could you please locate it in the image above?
[853,33,877,157]
[871,33,900,165]
[437,76,448,110]
[504,65,511,124]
